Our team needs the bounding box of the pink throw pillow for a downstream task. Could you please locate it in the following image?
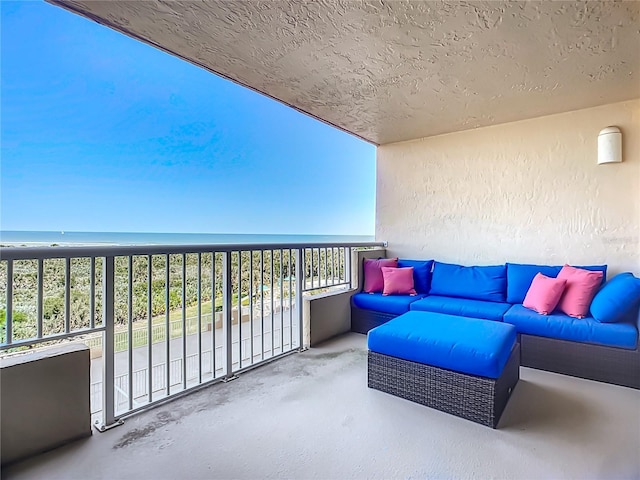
[556,265,604,318]
[523,273,567,315]
[381,266,417,296]
[363,257,398,293]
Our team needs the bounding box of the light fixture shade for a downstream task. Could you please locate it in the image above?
[597,126,622,165]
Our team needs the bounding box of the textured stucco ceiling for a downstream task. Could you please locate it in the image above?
[48,0,640,145]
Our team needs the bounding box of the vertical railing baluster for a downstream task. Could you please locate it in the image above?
[64,257,71,333]
[101,255,116,429]
[279,249,284,353]
[182,253,187,389]
[330,247,335,285]
[294,249,303,350]
[147,255,153,403]
[36,259,43,338]
[249,250,254,364]
[127,256,133,411]
[270,250,274,358]
[165,254,170,396]
[331,247,340,285]
[310,248,314,290]
[310,248,313,289]
[288,249,293,350]
[346,247,352,288]
[197,252,202,383]
[90,257,96,329]
[322,248,327,287]
[260,250,264,361]
[5,260,13,345]
[238,251,242,368]
[324,247,328,287]
[222,251,233,378]
[212,252,216,377]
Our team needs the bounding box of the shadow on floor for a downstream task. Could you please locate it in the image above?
[500,378,593,436]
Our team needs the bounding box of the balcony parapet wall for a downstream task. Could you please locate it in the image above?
[1,343,91,466]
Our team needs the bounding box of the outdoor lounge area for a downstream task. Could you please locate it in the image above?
[2,1,640,478]
[353,254,640,430]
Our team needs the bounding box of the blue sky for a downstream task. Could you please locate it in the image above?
[0,1,376,235]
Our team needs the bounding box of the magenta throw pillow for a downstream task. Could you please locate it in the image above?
[381,266,417,296]
[556,265,604,318]
[522,273,567,315]
[363,257,398,293]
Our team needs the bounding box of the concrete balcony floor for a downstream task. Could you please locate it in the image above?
[3,333,640,479]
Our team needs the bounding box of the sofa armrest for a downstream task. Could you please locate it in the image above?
[352,248,387,292]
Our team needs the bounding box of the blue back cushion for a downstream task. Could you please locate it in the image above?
[590,273,640,323]
[506,263,608,304]
[397,259,434,294]
[429,262,507,302]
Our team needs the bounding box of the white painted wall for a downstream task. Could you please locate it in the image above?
[376,100,640,275]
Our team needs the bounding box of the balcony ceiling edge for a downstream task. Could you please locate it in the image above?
[46,0,640,145]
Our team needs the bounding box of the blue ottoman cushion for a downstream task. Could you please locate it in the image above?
[367,311,517,379]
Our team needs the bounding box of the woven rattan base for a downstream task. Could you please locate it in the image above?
[368,343,520,428]
[351,305,397,334]
[520,334,640,389]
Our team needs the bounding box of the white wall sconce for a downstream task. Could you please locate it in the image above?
[597,126,622,165]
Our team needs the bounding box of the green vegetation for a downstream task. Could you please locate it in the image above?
[0,248,344,344]
[0,309,30,342]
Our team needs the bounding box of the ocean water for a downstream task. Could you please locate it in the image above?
[0,230,375,246]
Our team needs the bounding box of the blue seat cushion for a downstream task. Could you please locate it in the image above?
[429,262,507,302]
[409,295,511,321]
[367,311,517,379]
[352,292,426,316]
[397,259,434,294]
[504,304,638,349]
[506,263,608,304]
[590,273,640,323]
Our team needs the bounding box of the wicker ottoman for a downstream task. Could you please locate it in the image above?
[367,311,520,428]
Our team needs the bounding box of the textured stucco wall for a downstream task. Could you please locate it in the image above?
[377,100,640,276]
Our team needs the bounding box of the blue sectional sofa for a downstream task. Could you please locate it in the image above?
[352,259,640,389]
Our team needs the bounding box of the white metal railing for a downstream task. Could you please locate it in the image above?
[91,350,214,414]
[0,241,382,429]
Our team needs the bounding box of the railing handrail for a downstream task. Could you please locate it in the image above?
[0,241,385,261]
